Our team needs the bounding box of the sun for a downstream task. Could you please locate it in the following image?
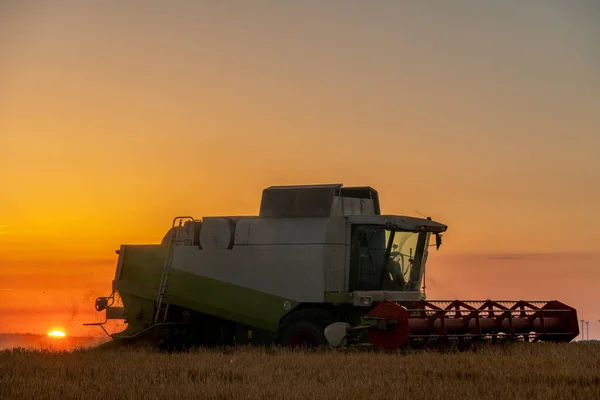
[47,330,66,338]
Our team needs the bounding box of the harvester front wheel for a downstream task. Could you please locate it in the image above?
[279,309,332,349]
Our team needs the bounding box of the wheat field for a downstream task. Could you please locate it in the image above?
[1,343,599,400]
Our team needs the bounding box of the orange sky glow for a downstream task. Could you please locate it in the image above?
[1,2,599,339]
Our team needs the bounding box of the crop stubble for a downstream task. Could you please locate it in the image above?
[0,343,599,400]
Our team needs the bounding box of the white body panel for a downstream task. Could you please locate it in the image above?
[171,217,347,302]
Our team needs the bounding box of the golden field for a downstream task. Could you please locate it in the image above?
[1,343,599,400]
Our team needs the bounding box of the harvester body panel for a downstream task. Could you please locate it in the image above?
[113,244,302,333]
[171,216,347,303]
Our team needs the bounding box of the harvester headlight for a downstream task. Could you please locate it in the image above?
[95,297,109,312]
[360,296,372,306]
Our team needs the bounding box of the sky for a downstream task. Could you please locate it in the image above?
[1,1,599,339]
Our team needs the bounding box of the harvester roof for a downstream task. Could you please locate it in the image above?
[347,215,447,233]
[257,184,445,232]
[259,183,380,218]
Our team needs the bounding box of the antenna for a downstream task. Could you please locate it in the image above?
[414,210,428,218]
[585,321,589,341]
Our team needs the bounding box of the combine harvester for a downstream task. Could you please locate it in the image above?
[86,184,579,350]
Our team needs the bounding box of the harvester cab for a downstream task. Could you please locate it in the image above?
[86,183,579,351]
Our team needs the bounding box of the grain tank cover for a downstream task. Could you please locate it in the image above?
[259,184,380,218]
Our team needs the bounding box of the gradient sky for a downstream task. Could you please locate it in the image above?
[1,1,599,338]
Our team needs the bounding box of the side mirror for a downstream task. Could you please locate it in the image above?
[324,322,350,347]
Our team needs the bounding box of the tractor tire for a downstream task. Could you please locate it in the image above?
[279,309,332,348]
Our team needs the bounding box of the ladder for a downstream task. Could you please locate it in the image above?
[154,216,194,323]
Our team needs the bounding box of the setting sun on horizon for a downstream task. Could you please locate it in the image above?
[47,330,66,338]
[1,2,599,340]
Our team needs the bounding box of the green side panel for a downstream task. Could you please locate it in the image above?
[166,269,298,332]
[111,293,156,337]
[116,245,299,333]
[119,245,166,293]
